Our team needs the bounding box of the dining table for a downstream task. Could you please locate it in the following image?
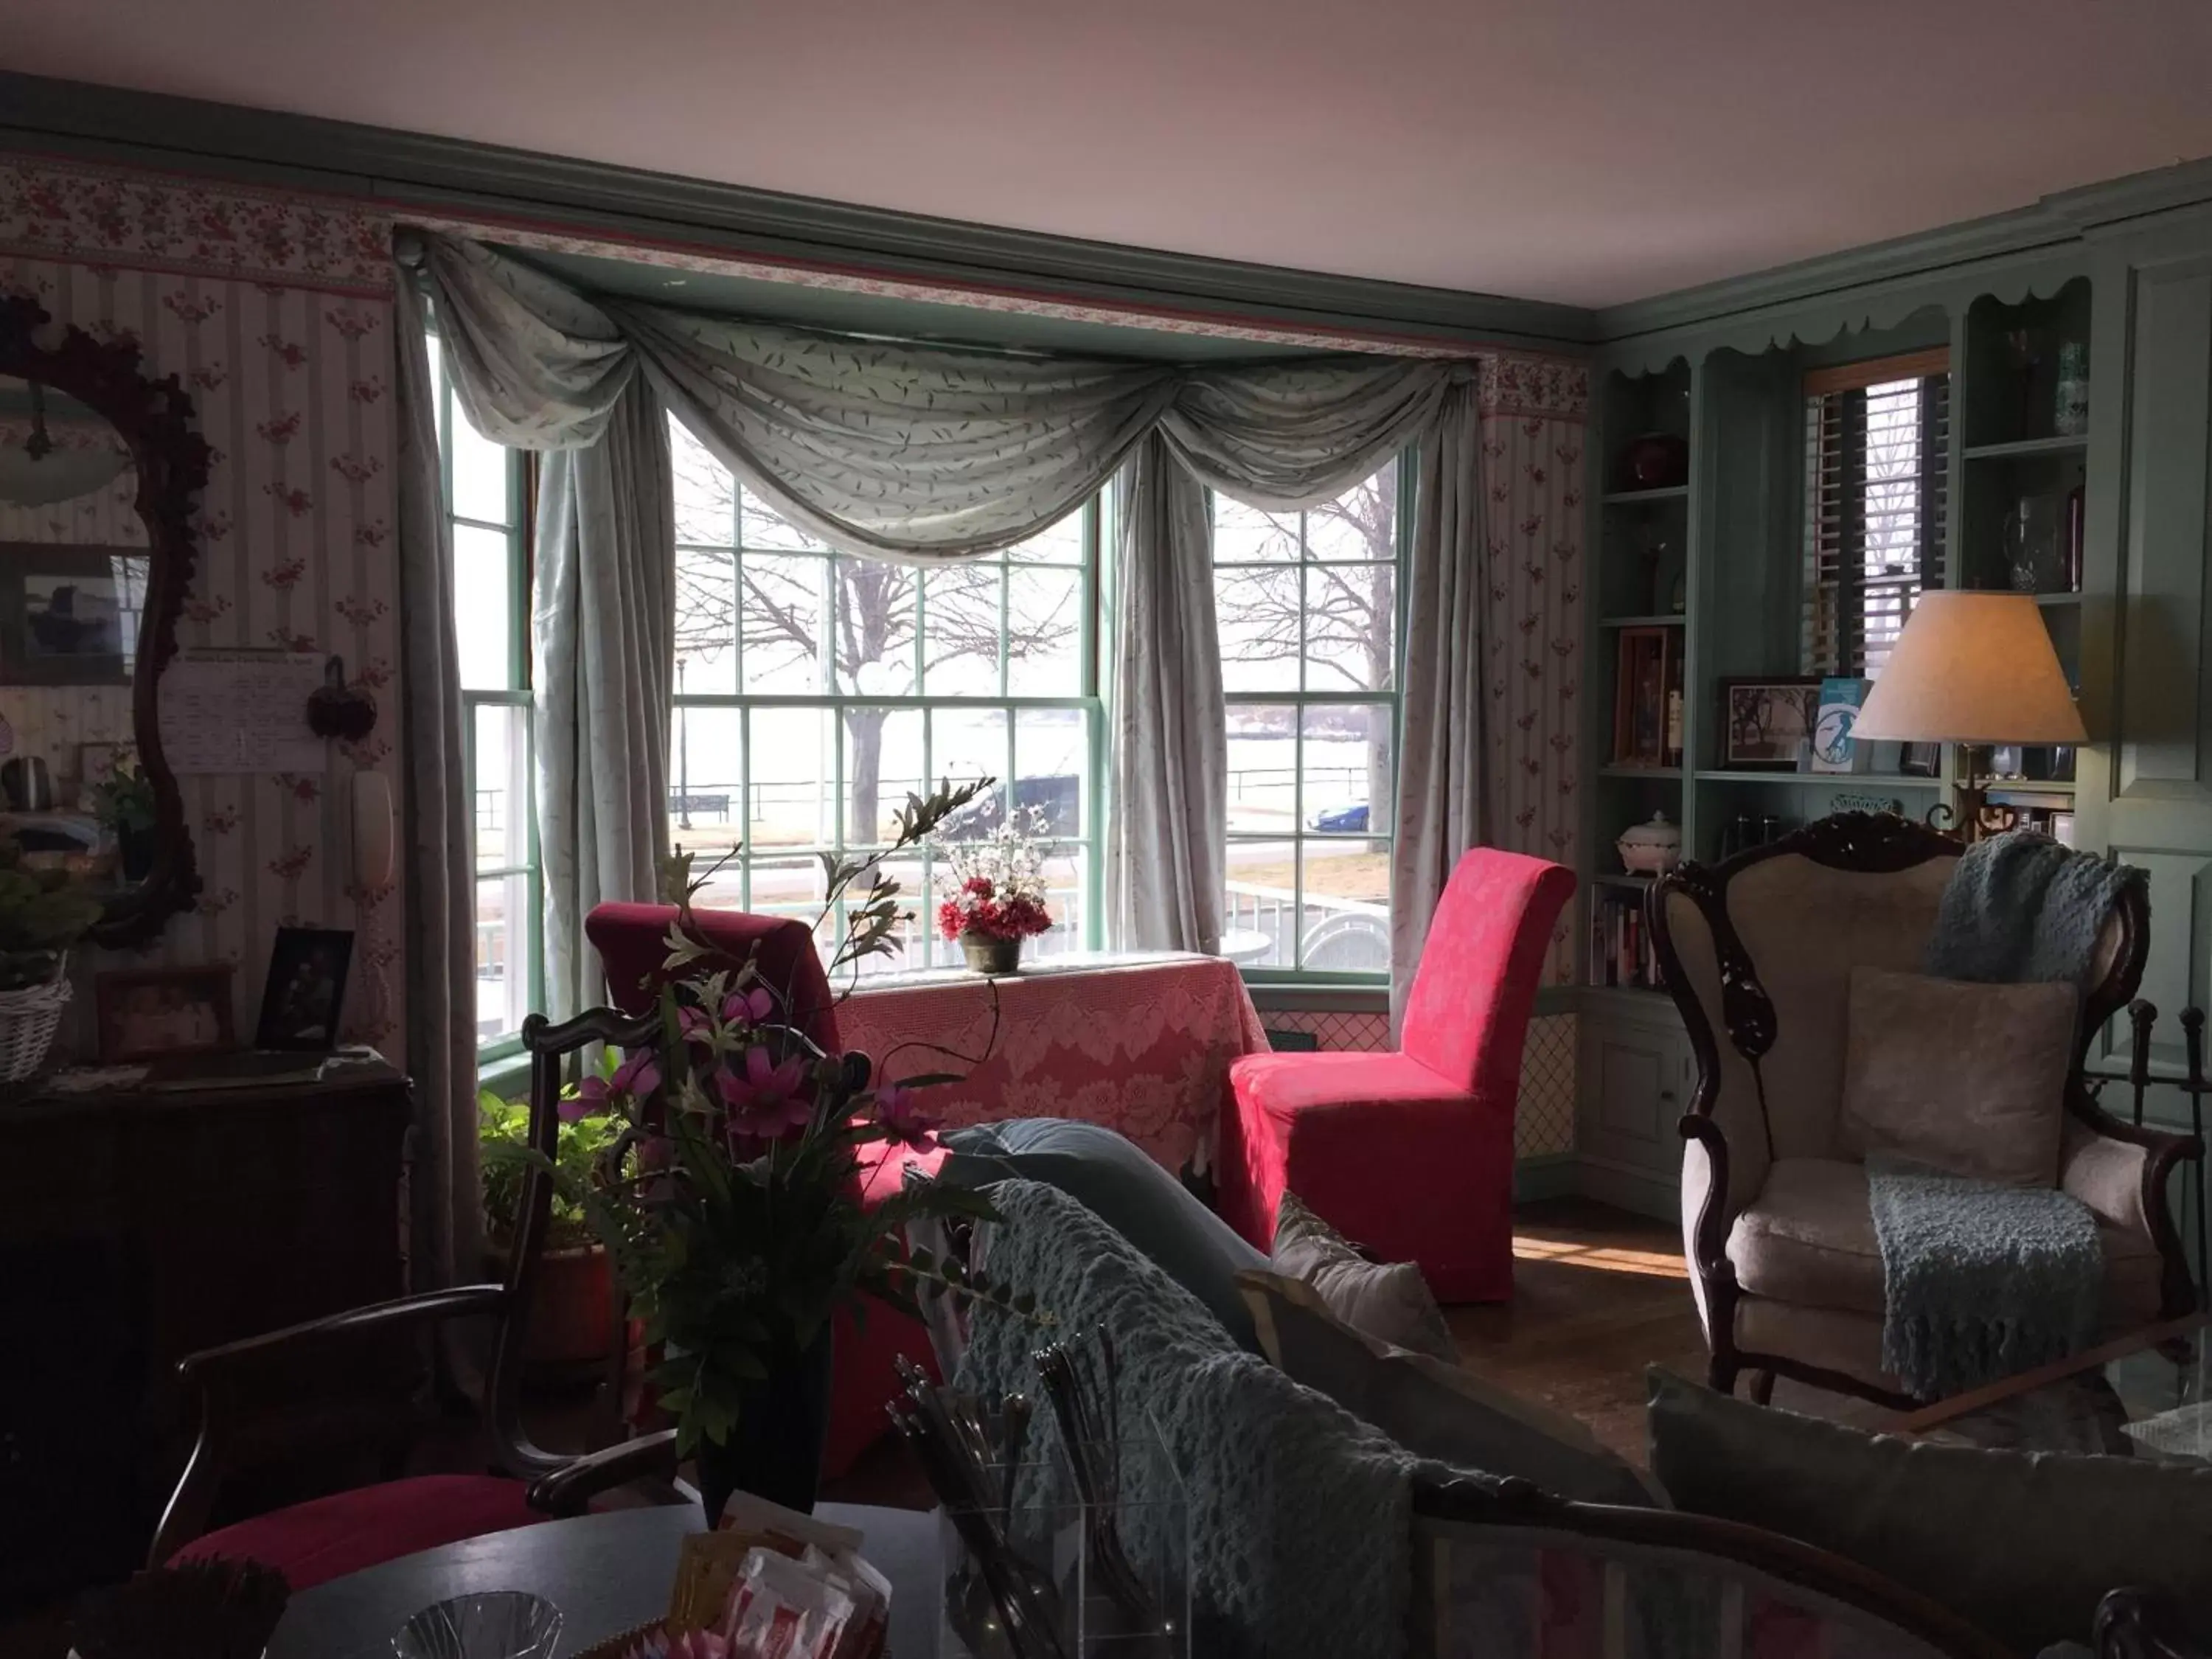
[837,949,1269,1175]
[266,1503,941,1658]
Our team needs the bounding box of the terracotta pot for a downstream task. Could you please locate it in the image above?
[486,1241,613,1373]
[960,931,1023,975]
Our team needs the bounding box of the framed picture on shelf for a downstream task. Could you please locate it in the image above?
[0,544,147,686]
[254,925,355,1051]
[1899,742,1941,778]
[1719,677,1818,771]
[94,964,236,1063]
[1611,626,1683,768]
[1809,677,1873,774]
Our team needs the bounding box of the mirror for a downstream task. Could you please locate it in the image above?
[0,295,210,946]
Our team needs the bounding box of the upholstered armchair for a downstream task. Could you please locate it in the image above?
[1649,813,2198,1406]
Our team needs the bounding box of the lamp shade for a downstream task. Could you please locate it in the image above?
[1852,591,2087,745]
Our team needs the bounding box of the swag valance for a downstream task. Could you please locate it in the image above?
[402,230,1470,561]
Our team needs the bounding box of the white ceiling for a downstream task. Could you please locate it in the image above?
[8,0,2212,309]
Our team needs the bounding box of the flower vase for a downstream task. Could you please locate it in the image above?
[960,931,1022,975]
[693,1329,834,1526]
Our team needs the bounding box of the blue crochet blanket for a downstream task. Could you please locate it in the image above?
[957,1179,1433,1659]
[1871,832,2140,1398]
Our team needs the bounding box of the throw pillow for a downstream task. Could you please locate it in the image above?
[1272,1191,1457,1363]
[1241,1269,1663,1509]
[933,1119,1269,1352]
[1839,967,2076,1186]
[1646,1366,2212,1654]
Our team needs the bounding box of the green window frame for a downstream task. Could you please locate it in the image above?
[667,418,1106,973]
[426,328,542,1062]
[1213,452,1410,983]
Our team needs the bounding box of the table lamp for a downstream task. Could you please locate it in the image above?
[1851,591,2087,841]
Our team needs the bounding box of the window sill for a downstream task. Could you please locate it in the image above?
[1242,980,1389,1015]
[477,1049,531,1101]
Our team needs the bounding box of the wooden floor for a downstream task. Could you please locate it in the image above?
[1448,1196,1710,1464]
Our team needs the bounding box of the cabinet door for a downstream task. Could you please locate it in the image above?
[1582,1018,1686,1151]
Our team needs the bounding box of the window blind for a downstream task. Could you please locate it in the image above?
[1803,349,1950,677]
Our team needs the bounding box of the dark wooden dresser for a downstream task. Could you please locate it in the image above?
[0,1061,411,1602]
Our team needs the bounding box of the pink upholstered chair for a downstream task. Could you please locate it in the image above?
[1219,848,1574,1301]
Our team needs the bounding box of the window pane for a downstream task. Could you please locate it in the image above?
[739,553,825,694]
[1214,564,1301,692]
[745,853,827,928]
[1214,495,1298,563]
[1225,704,1297,833]
[748,706,837,849]
[1006,509,1085,564]
[1298,844,1390,970]
[473,873,532,1044]
[1028,850,1087,963]
[832,560,919,696]
[473,704,531,872]
[837,855,928,980]
[450,411,510,526]
[931,707,1009,826]
[1303,704,1391,839]
[1016,707,1088,839]
[669,704,742,854]
[1006,566,1083,695]
[674,546,738,695]
[1303,563,1396,693]
[1305,468,1398,562]
[741,486,822,552]
[453,525,514,691]
[844,706,923,846]
[427,333,445,448]
[921,565,1003,696]
[672,420,735,545]
[1222,840,1296,968]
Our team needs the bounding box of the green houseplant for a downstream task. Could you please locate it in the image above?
[479,1068,627,1373]
[89,762,159,883]
[571,776,1045,1522]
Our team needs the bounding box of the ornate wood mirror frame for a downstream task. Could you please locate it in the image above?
[0,293,209,947]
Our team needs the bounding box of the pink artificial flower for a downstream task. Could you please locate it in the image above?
[872,1082,941,1152]
[720,986,774,1026]
[716,1045,813,1138]
[563,1048,661,1120]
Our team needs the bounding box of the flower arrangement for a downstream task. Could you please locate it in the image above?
[934,804,1057,970]
[561,776,1046,1517]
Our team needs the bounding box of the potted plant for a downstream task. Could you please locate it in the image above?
[571,777,1046,1524]
[479,1065,627,1376]
[89,762,159,883]
[933,804,1057,974]
[0,841,105,1082]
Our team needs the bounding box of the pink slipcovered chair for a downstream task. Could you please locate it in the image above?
[1219,848,1574,1301]
[584,902,937,1482]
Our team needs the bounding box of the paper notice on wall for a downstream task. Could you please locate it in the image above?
[160,650,327,774]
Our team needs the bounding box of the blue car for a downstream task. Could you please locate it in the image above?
[1310,802,1369,832]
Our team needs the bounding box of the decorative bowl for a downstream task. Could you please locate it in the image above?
[1619,432,1689,490]
[392,1592,562,1659]
[1615,810,1682,875]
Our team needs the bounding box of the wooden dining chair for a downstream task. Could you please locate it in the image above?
[150,1005,681,1591]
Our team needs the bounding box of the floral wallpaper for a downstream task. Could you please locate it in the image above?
[1478,362,1588,987]
[1,157,402,1051]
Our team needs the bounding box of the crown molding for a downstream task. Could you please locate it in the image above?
[0,72,1594,352]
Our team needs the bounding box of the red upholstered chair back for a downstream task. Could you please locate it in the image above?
[585,902,841,1054]
[1399,849,1575,1101]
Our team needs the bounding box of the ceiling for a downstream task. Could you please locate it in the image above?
[8,0,2212,310]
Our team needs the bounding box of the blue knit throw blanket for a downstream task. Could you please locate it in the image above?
[1869,832,2140,1398]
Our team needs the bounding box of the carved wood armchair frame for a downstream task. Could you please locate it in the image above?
[1646,811,2198,1410]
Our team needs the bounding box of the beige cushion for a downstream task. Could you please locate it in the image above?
[1840,967,2076,1186]
[1646,1366,2212,1655]
[1728,1158,2164,1321]
[1239,1269,1662,1508]
[1272,1190,1456,1361]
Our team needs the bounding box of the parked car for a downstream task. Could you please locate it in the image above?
[1309,802,1369,832]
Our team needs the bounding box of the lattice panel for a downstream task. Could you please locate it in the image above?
[1257,1007,1577,1160]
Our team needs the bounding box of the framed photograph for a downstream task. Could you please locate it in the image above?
[254,926,355,1051]
[1899,742,1941,778]
[1719,677,1819,771]
[95,964,237,1063]
[0,543,147,686]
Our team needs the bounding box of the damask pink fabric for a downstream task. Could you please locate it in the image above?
[838,951,1270,1174]
[1221,850,1573,1301]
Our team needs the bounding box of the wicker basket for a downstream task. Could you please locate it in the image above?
[0,963,71,1084]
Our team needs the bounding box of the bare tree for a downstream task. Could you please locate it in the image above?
[1214,467,1398,838]
[671,451,1079,844]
